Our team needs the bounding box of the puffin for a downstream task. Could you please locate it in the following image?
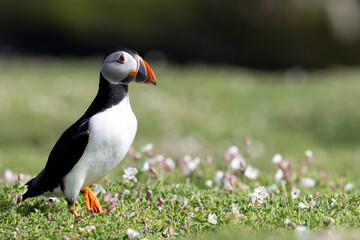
[22,47,156,217]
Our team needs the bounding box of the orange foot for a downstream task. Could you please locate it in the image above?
[68,204,79,217]
[80,187,103,214]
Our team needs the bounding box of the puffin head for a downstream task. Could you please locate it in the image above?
[101,47,156,86]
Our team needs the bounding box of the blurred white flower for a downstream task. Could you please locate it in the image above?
[231,203,240,216]
[305,150,313,164]
[214,170,224,185]
[299,202,309,209]
[272,153,282,165]
[123,167,138,180]
[140,161,150,172]
[291,189,300,199]
[86,225,96,232]
[267,184,278,193]
[123,189,130,195]
[207,213,218,224]
[48,197,60,202]
[227,146,239,156]
[223,179,232,188]
[3,169,17,183]
[310,200,316,207]
[92,184,106,195]
[164,158,176,171]
[283,219,291,225]
[304,150,313,158]
[183,155,201,174]
[230,156,246,170]
[295,225,307,233]
[154,154,165,163]
[251,186,269,204]
[344,182,355,192]
[126,228,140,239]
[244,166,259,180]
[301,178,315,188]
[331,198,337,207]
[205,180,213,188]
[141,143,153,152]
[275,169,284,182]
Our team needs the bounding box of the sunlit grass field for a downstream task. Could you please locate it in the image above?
[0,58,360,239]
[0,58,359,175]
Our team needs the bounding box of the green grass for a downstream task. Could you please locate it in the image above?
[1,58,360,175]
[1,155,360,239]
[0,58,360,239]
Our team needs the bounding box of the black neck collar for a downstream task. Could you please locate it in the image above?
[80,73,128,120]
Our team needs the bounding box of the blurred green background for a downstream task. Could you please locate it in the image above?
[0,0,360,175]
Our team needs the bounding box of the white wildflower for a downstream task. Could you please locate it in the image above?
[123,167,138,180]
[295,225,307,233]
[267,184,278,193]
[141,143,153,152]
[123,189,130,195]
[207,213,218,224]
[283,219,291,225]
[301,178,315,188]
[86,225,96,232]
[272,153,282,165]
[310,200,316,207]
[291,189,300,199]
[126,228,140,239]
[299,202,309,209]
[344,182,355,192]
[164,158,176,171]
[230,156,246,170]
[154,154,165,162]
[227,145,239,156]
[251,186,269,204]
[183,155,201,174]
[275,169,284,182]
[48,197,60,202]
[205,180,213,188]
[231,203,240,216]
[188,157,201,171]
[3,169,17,183]
[244,166,259,180]
[223,179,232,188]
[214,170,224,185]
[92,184,106,195]
[187,212,195,218]
[331,198,337,207]
[140,161,150,172]
[304,150,313,158]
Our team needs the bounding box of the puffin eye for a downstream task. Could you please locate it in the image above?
[117,54,125,63]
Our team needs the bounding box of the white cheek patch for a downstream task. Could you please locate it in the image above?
[101,52,137,84]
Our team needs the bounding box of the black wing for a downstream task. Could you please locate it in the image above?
[23,118,90,200]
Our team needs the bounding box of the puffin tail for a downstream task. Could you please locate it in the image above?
[22,170,48,201]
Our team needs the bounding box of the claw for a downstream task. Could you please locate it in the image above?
[80,187,103,214]
[68,204,79,217]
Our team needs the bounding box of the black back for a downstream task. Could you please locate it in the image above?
[23,74,128,200]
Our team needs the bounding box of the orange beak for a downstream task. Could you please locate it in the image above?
[135,58,156,85]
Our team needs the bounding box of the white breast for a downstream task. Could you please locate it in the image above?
[64,95,137,191]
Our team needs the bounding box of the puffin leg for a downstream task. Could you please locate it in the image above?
[80,187,103,214]
[68,204,79,217]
